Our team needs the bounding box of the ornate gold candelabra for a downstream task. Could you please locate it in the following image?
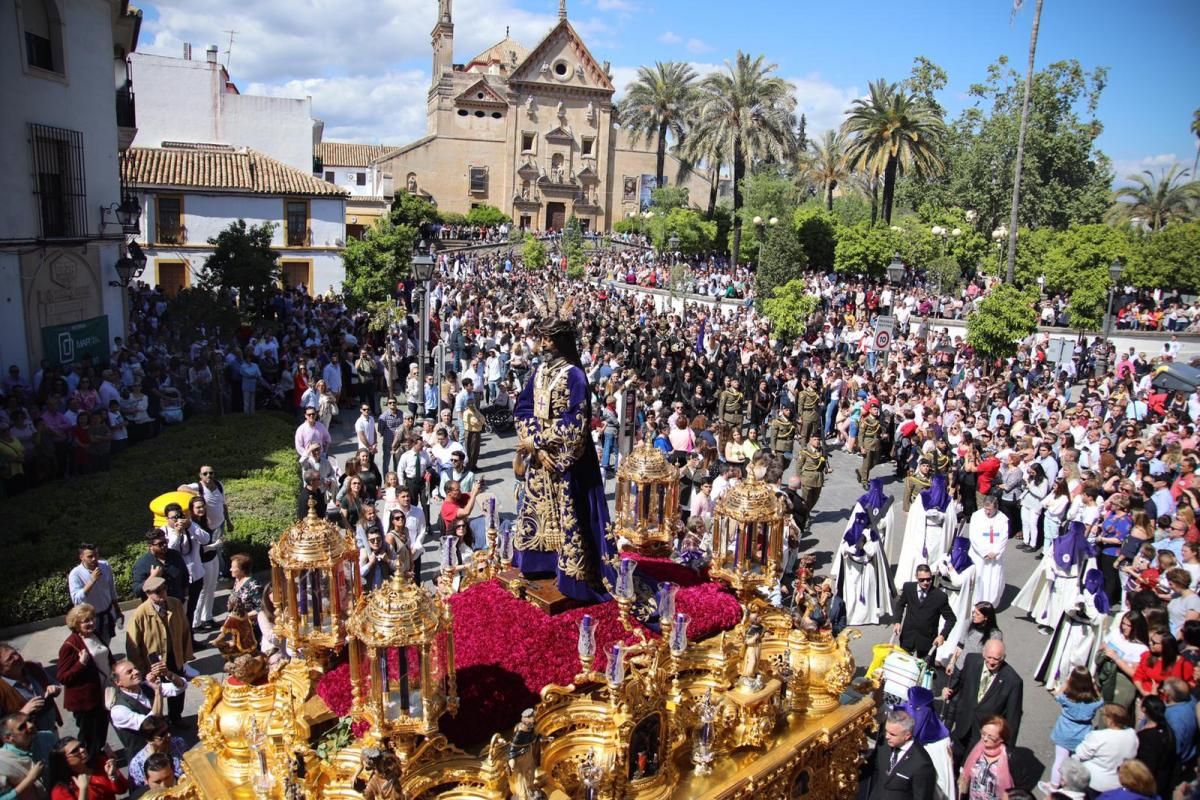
[613,442,681,556]
[269,500,360,660]
[708,473,786,602]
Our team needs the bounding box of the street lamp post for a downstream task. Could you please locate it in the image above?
[410,238,437,418]
[753,215,777,268]
[991,226,1008,274]
[1100,258,1124,375]
[885,252,905,286]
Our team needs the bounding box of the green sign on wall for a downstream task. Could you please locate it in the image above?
[40,315,110,367]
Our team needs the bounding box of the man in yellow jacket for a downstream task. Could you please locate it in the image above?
[125,576,193,726]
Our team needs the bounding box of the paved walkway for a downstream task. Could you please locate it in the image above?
[2,411,1057,781]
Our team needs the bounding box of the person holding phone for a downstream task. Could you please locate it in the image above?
[123,578,192,728]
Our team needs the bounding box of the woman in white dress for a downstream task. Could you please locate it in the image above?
[1040,477,1071,557]
[1019,462,1050,550]
[1013,521,1091,632]
[833,512,890,625]
[1036,567,1109,692]
[894,475,958,594]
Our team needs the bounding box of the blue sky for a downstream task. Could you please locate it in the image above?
[136,0,1198,181]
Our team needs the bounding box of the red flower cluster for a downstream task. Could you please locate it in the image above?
[623,552,710,587]
[315,578,743,749]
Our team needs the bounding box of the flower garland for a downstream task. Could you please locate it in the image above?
[316,578,742,748]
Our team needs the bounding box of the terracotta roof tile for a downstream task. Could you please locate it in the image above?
[124,146,347,197]
[315,142,397,167]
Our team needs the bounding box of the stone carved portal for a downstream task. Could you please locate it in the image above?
[21,247,102,363]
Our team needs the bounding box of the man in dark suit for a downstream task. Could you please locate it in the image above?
[943,639,1023,760]
[868,709,936,800]
[892,565,956,658]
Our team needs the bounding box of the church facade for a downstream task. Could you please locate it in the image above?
[375,0,713,232]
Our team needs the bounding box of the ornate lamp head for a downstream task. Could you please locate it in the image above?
[709,473,786,600]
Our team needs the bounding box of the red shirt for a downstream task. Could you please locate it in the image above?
[440,494,468,533]
[976,457,1001,495]
[1133,652,1196,696]
[51,756,129,800]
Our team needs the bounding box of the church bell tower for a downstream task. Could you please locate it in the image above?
[431,0,454,84]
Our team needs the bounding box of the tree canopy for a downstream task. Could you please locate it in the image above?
[199,219,280,309]
[966,284,1037,361]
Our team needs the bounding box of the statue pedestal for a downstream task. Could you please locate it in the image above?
[496,569,582,615]
[725,678,782,749]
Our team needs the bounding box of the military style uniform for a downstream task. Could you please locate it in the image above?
[856,410,882,486]
[796,387,821,443]
[717,386,747,448]
[904,463,933,511]
[767,413,797,463]
[931,448,952,477]
[795,444,828,527]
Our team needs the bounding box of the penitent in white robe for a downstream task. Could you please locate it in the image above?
[834,539,888,625]
[967,509,1009,607]
[1012,553,1083,630]
[893,496,959,595]
[932,555,978,667]
[1035,574,1102,692]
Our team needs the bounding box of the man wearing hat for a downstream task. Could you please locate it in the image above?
[124,576,192,727]
[796,377,821,444]
[794,435,828,531]
[903,459,933,512]
[766,405,797,467]
[857,401,883,487]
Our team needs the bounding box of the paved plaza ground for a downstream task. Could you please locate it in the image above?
[3,410,1057,782]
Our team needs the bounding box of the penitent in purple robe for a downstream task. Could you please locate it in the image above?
[512,357,617,602]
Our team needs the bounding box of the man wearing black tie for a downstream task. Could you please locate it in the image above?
[942,639,1023,760]
[892,565,956,658]
[868,709,936,800]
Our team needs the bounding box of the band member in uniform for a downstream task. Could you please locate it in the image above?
[796,378,822,444]
[795,435,828,533]
[857,401,883,487]
[717,378,747,452]
[767,406,797,467]
[904,459,933,512]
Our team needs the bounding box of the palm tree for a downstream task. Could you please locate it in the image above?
[687,51,797,265]
[1005,0,1044,283]
[842,79,947,226]
[1108,165,1200,230]
[807,129,852,211]
[1192,107,1200,176]
[618,61,698,191]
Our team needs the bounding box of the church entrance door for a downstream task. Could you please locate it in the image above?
[546,202,566,231]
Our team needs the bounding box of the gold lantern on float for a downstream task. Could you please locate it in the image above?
[614,442,681,555]
[709,474,786,601]
[346,571,457,751]
[269,501,360,658]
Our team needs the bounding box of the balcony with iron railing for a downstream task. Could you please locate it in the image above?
[116,83,137,151]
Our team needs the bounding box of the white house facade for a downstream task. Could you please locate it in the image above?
[314,142,398,240]
[129,48,320,173]
[0,0,142,374]
[124,144,348,296]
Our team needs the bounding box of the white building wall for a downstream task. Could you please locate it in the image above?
[0,0,134,373]
[136,191,346,292]
[130,52,315,172]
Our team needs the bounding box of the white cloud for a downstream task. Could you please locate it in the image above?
[609,65,642,99]
[685,38,711,54]
[137,0,618,143]
[1111,153,1189,186]
[787,73,863,138]
[246,72,429,143]
[658,31,682,45]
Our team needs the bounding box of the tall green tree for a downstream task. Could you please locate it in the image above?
[199,219,280,309]
[762,279,819,342]
[522,234,548,271]
[1127,221,1200,291]
[792,206,839,271]
[687,52,797,265]
[842,79,947,225]
[833,223,898,276]
[619,61,698,189]
[900,58,1112,236]
[390,190,440,230]
[1191,107,1199,175]
[1108,165,1200,231]
[1006,0,1045,283]
[753,224,808,306]
[966,284,1037,362]
[807,129,852,211]
[465,204,511,227]
[341,217,415,307]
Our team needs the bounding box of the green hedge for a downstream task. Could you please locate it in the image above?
[4,414,298,627]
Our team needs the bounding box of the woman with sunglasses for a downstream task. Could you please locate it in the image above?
[47,737,127,800]
[126,716,185,789]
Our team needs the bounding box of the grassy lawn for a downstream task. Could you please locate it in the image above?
[4,413,298,627]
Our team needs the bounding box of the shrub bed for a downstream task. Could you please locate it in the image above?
[3,414,298,627]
